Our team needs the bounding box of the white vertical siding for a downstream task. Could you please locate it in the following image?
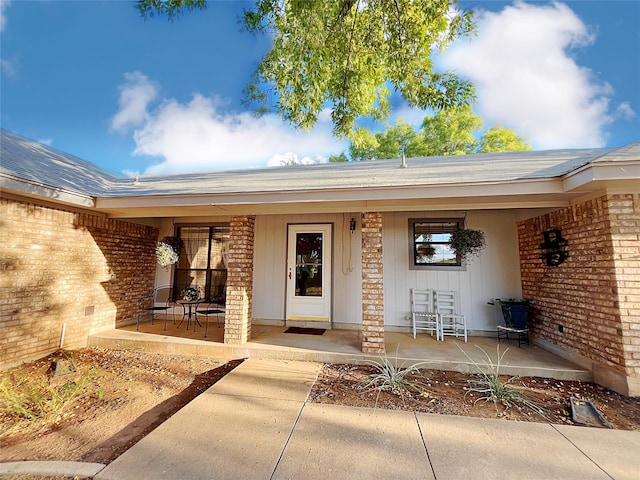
[383,211,522,332]
[253,213,363,325]
[253,215,288,320]
[253,210,521,332]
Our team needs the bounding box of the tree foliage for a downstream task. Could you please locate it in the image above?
[347,109,530,161]
[328,152,349,163]
[349,119,428,161]
[477,127,530,153]
[421,107,482,155]
[135,0,476,138]
[135,0,207,21]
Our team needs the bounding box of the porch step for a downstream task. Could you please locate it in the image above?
[89,326,592,383]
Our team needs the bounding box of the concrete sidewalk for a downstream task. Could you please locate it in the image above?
[2,359,639,479]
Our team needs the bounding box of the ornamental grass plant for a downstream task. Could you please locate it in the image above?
[359,348,428,401]
[456,343,547,418]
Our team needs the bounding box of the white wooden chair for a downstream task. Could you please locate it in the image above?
[435,290,467,342]
[411,289,440,340]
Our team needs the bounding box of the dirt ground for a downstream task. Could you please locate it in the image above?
[0,349,237,466]
[1,347,639,472]
[308,363,640,429]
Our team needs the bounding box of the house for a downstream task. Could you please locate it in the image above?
[1,129,639,396]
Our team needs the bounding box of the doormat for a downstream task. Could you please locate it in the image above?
[284,327,326,335]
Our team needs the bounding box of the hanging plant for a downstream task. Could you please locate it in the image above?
[156,236,183,270]
[449,228,486,262]
[161,236,183,256]
[417,244,436,258]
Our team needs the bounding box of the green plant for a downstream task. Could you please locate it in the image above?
[0,364,97,437]
[448,228,486,262]
[456,343,547,418]
[360,348,427,398]
[180,286,200,301]
[417,244,436,258]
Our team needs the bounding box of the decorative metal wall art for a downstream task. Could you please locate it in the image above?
[540,228,569,266]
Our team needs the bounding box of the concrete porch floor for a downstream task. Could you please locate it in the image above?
[88,317,592,382]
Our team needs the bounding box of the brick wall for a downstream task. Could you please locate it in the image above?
[0,196,158,369]
[518,194,640,395]
[361,212,385,354]
[224,216,255,344]
[610,194,640,392]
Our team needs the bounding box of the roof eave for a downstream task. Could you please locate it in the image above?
[562,161,640,192]
[0,175,96,209]
[94,177,582,217]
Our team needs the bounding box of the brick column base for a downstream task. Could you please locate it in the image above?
[224,216,255,345]
[361,212,385,354]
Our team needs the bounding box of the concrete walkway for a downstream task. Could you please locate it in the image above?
[2,359,639,479]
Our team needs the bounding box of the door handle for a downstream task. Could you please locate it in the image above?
[289,271,292,279]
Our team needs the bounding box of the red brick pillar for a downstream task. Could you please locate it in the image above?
[361,212,385,354]
[224,216,255,345]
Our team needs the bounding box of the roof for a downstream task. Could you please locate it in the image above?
[2,128,639,217]
[105,147,604,197]
[0,129,118,197]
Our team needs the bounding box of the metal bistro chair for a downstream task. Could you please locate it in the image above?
[411,289,440,340]
[197,294,226,339]
[435,290,467,342]
[137,286,176,331]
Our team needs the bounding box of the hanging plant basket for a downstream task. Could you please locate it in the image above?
[417,245,436,258]
[161,236,183,256]
[449,228,486,262]
[156,236,183,270]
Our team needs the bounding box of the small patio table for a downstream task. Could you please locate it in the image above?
[176,300,202,332]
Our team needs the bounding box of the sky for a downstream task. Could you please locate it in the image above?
[1,0,639,176]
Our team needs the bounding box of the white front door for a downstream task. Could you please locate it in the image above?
[286,224,332,326]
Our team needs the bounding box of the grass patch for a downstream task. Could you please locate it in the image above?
[0,352,97,438]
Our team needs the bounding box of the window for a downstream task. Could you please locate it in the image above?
[173,225,229,300]
[409,218,464,270]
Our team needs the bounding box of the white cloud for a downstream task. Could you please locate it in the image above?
[267,152,323,166]
[615,102,636,121]
[110,71,158,132]
[0,0,10,33]
[440,1,632,149]
[112,72,344,174]
[1,57,17,78]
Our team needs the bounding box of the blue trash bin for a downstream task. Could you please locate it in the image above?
[500,302,529,329]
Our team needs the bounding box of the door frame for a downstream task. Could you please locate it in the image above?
[285,223,333,328]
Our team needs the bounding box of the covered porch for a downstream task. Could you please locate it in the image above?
[88,320,592,382]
